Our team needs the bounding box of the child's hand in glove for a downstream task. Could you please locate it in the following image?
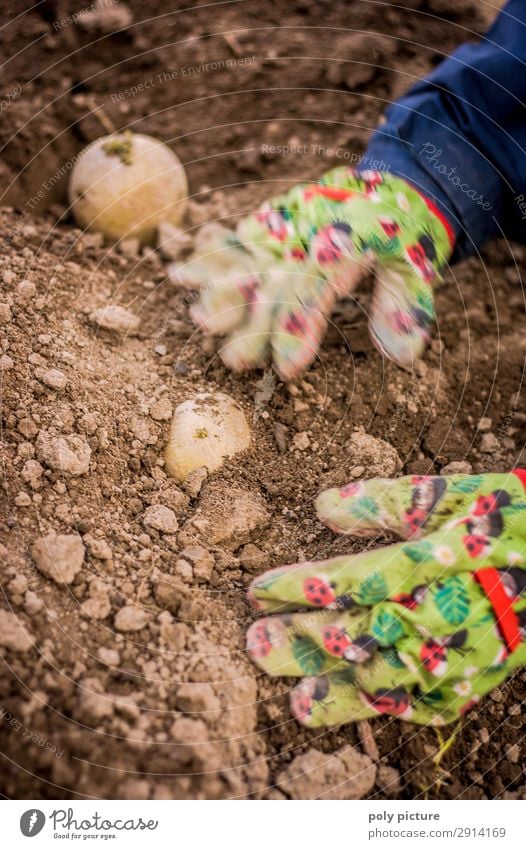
[173,168,454,379]
[247,471,526,727]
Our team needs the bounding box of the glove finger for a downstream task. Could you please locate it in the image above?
[315,477,414,538]
[217,290,274,371]
[315,472,525,540]
[169,223,252,288]
[248,505,526,614]
[174,223,273,335]
[270,259,366,381]
[190,273,263,335]
[315,473,524,539]
[291,649,454,728]
[289,673,375,727]
[247,545,419,614]
[369,264,435,368]
[247,608,380,678]
[290,667,466,728]
[212,263,316,371]
[289,651,418,727]
[248,555,360,614]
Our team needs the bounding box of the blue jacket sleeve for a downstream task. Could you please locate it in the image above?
[364,0,526,260]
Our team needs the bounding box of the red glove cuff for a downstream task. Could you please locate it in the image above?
[473,469,526,654]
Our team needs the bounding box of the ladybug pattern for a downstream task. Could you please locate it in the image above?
[391,585,428,609]
[303,576,337,607]
[255,206,295,242]
[310,222,354,265]
[420,630,468,677]
[361,687,413,719]
[459,489,512,558]
[499,567,526,599]
[402,475,447,536]
[247,471,526,728]
[290,676,330,722]
[322,626,377,662]
[303,576,356,610]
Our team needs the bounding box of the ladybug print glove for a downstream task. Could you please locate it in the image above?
[172,167,454,379]
[247,471,526,727]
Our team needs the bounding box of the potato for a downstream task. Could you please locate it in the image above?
[69,131,188,244]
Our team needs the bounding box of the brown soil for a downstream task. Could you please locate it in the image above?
[1,0,525,800]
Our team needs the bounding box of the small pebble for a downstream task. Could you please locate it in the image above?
[21,459,44,490]
[14,491,32,507]
[506,743,520,763]
[17,279,36,299]
[175,559,193,582]
[157,221,194,260]
[143,504,178,534]
[89,305,140,335]
[97,647,120,666]
[114,606,149,632]
[292,432,310,451]
[441,461,473,476]
[77,0,134,33]
[149,397,172,422]
[84,536,113,561]
[118,237,140,257]
[480,433,499,454]
[0,302,12,323]
[276,746,376,800]
[24,591,44,615]
[376,765,401,797]
[41,368,67,390]
[180,546,214,583]
[81,595,111,619]
[348,431,401,478]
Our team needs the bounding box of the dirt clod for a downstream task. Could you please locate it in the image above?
[0,610,34,652]
[142,504,178,534]
[276,747,376,800]
[36,431,91,477]
[114,606,149,632]
[31,533,85,585]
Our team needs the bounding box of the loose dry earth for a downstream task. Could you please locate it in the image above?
[1,0,525,799]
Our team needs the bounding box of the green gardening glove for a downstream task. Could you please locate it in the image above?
[171,168,455,379]
[247,470,526,727]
